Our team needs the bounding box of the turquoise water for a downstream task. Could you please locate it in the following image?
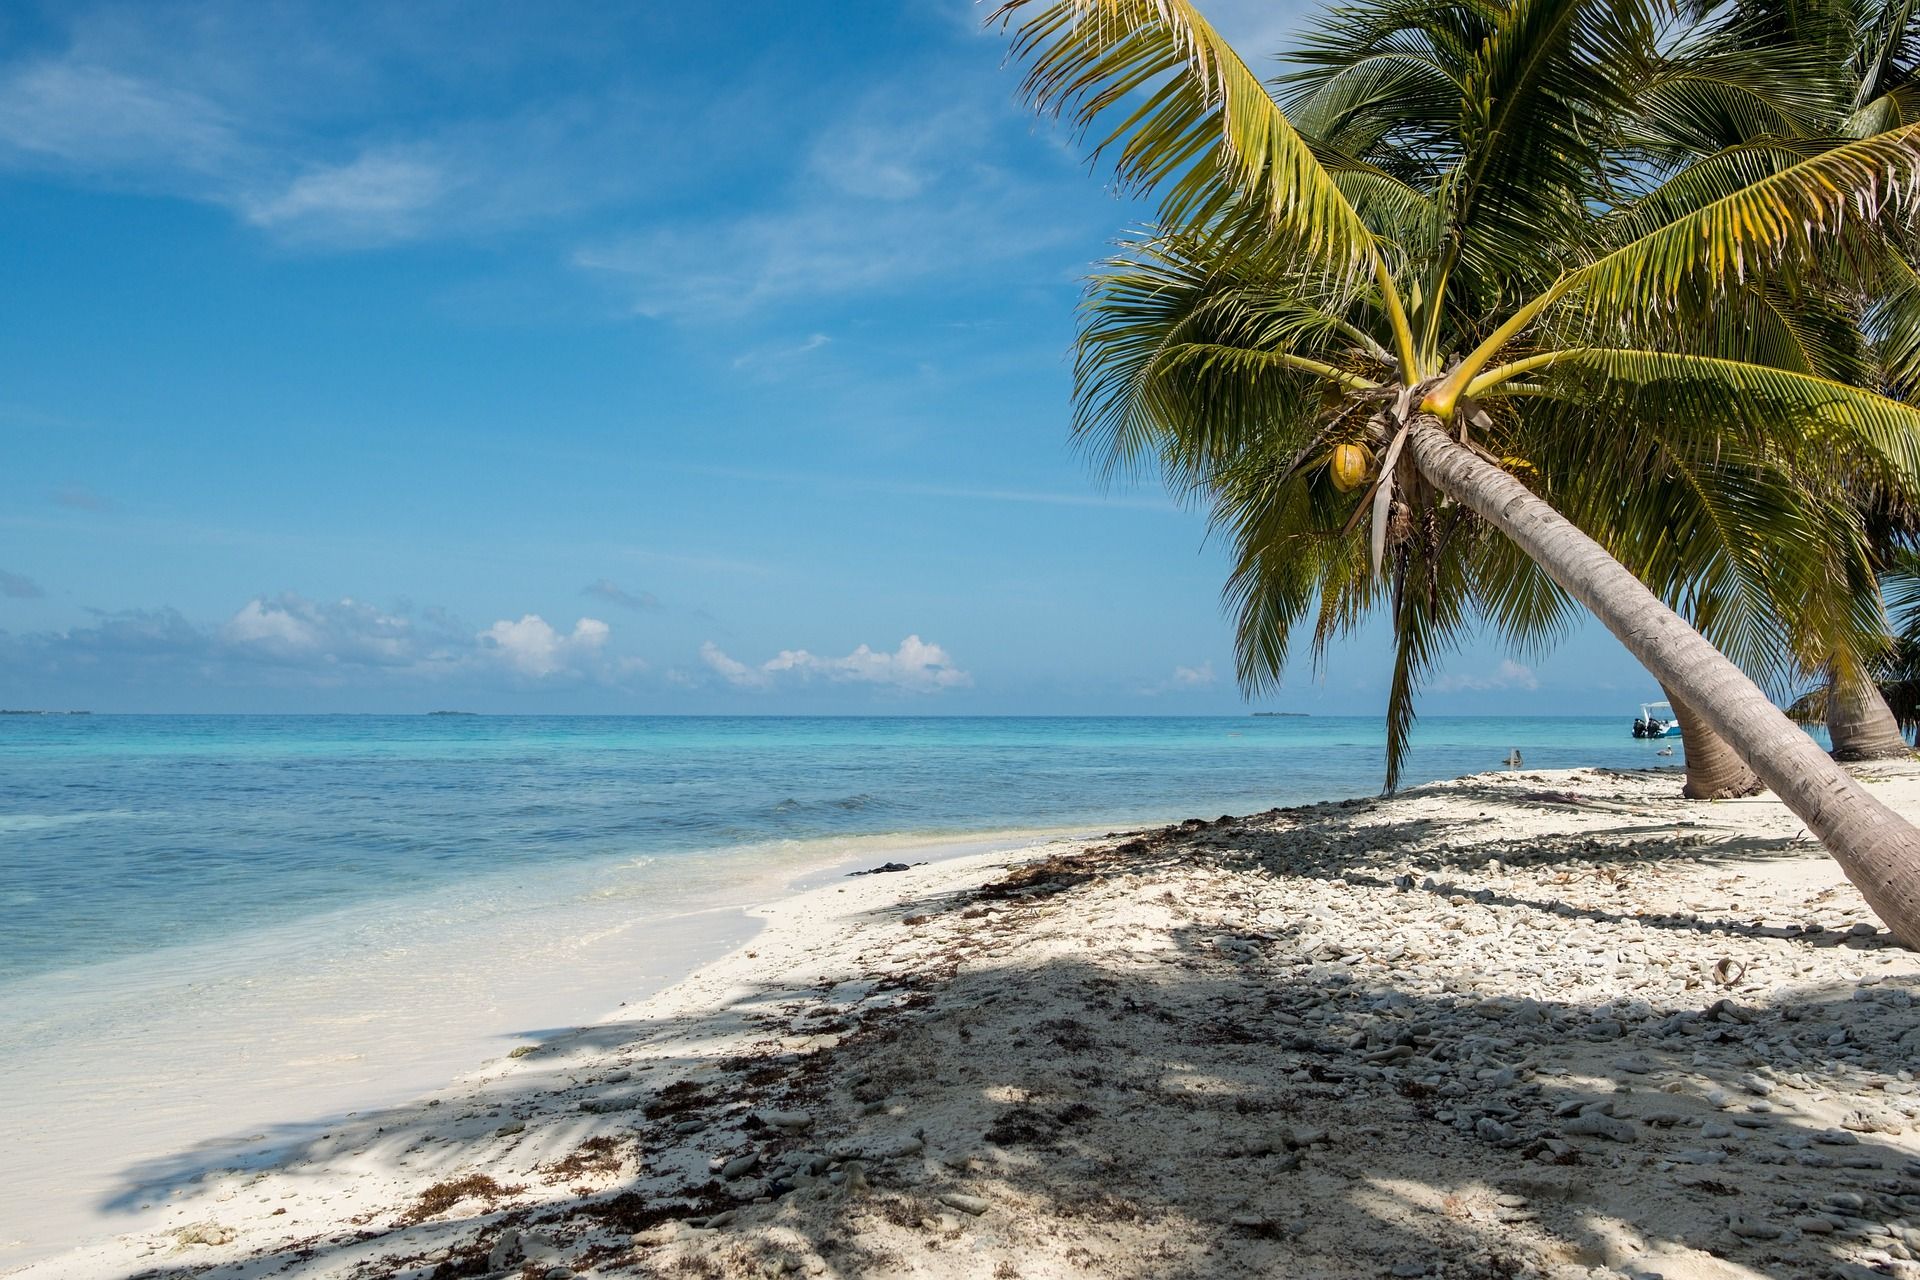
[0,713,1683,983]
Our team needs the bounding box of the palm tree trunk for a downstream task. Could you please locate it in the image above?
[1660,684,1762,799]
[1827,666,1912,761]
[1406,418,1920,946]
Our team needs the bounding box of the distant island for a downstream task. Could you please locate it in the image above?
[0,709,91,716]
[1251,712,1307,717]
[426,710,478,716]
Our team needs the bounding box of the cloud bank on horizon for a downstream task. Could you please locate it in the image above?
[4,593,637,685]
[698,635,970,693]
[0,588,979,706]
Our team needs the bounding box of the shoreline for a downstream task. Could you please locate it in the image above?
[0,823,1115,1273]
[10,762,1920,1278]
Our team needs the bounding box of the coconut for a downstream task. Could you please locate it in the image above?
[1330,442,1373,492]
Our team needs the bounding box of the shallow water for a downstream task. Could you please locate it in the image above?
[0,713,1690,1263]
[0,713,1688,981]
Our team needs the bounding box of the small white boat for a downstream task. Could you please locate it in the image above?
[1632,700,1683,739]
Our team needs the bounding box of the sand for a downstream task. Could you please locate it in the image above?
[10,762,1920,1280]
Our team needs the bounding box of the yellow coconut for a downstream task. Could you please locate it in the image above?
[1329,442,1373,492]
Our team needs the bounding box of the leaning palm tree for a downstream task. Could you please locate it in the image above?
[1214,0,1887,800]
[995,0,1920,944]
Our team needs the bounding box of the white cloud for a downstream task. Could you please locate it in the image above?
[222,595,418,665]
[700,640,772,689]
[766,634,971,690]
[701,635,970,693]
[479,615,611,677]
[1171,661,1215,688]
[578,193,1079,319]
[805,103,980,201]
[1432,659,1541,694]
[242,148,448,241]
[225,598,320,651]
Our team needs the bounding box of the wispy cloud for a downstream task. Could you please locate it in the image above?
[0,569,46,599]
[582,579,663,611]
[1432,659,1541,694]
[731,332,831,374]
[1197,0,1322,66]
[701,635,970,693]
[673,462,1178,513]
[1171,661,1215,689]
[1139,659,1218,696]
[240,147,449,242]
[574,90,1085,319]
[0,59,240,177]
[0,9,682,247]
[52,485,113,511]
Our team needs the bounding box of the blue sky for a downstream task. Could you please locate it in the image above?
[0,0,1652,714]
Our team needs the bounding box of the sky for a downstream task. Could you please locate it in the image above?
[0,0,1656,715]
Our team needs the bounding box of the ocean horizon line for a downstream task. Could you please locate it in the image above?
[1,709,1649,720]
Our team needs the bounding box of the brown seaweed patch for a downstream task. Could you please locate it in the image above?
[398,1173,525,1225]
[538,1134,627,1183]
[642,1079,711,1120]
[977,853,1104,899]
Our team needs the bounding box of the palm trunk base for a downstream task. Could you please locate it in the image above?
[1681,769,1766,801]
[1827,671,1912,761]
[1664,687,1764,800]
[1832,742,1912,762]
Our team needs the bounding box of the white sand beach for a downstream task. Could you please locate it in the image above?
[12,764,1920,1280]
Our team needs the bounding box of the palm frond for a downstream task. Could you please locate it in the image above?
[1869,246,1920,398]
[1604,140,1828,240]
[1560,125,1920,312]
[1622,35,1846,160]
[996,0,1377,266]
[1491,347,1920,488]
[1075,231,1390,484]
[1450,0,1651,257]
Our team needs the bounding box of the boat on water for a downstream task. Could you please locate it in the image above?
[1632,700,1683,739]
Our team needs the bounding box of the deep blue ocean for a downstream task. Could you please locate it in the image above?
[0,713,1689,983]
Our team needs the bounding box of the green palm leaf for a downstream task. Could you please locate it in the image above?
[1870,246,1920,398]
[995,0,1377,267]
[1562,125,1920,310]
[1492,347,1920,486]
